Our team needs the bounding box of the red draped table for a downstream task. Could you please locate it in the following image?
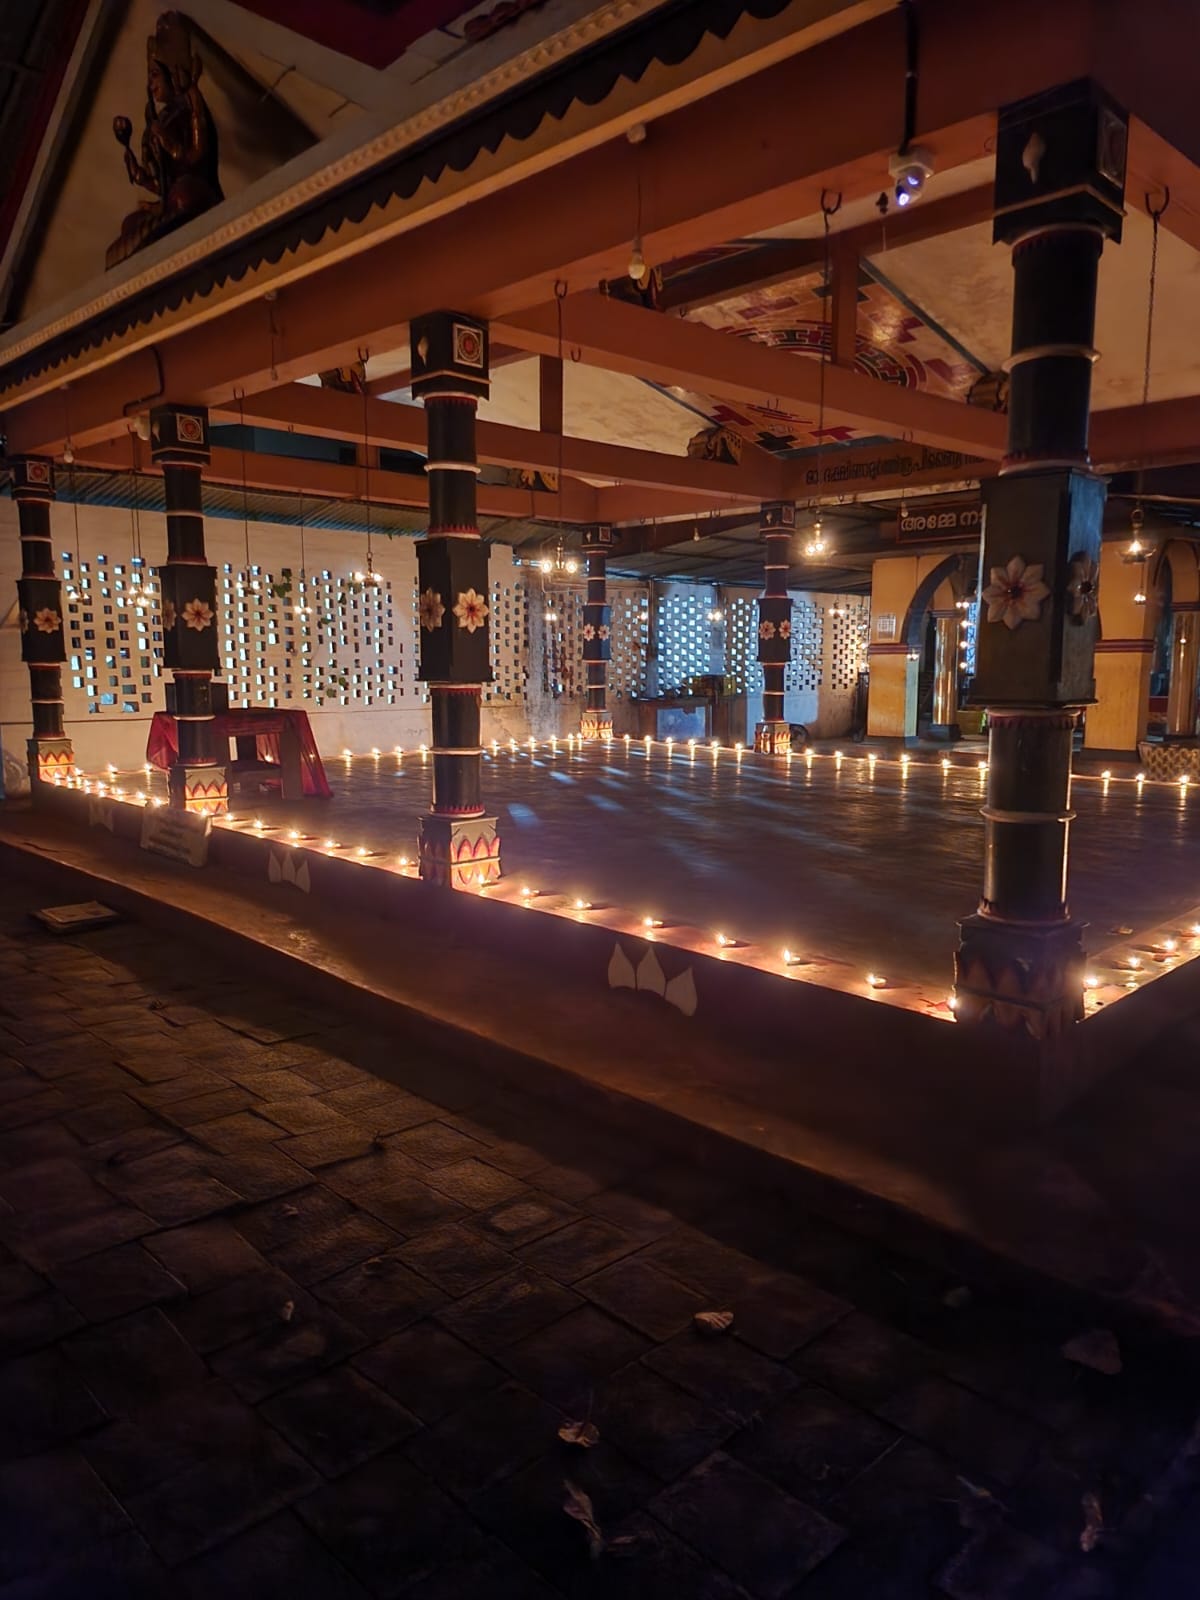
[147,709,332,799]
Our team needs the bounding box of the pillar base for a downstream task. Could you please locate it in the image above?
[954,913,1086,1040]
[927,722,962,743]
[168,764,229,817]
[27,736,74,785]
[419,812,501,889]
[754,721,793,756]
[580,710,613,741]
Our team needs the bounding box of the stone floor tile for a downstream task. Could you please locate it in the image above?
[650,1451,844,1600]
[573,1511,749,1600]
[518,1217,643,1284]
[396,1221,514,1298]
[176,1511,369,1599]
[191,1111,286,1155]
[399,1537,561,1600]
[0,1088,69,1131]
[353,1323,504,1422]
[794,1310,939,1406]
[584,1189,679,1241]
[0,1529,165,1599]
[127,1068,230,1106]
[0,1450,131,1584]
[880,1376,1044,1489]
[272,1124,379,1169]
[644,1327,798,1425]
[143,1218,270,1293]
[0,1256,44,1301]
[264,1211,401,1287]
[260,1365,420,1477]
[320,1143,424,1198]
[208,1300,365,1402]
[424,1156,529,1210]
[354,1176,470,1234]
[9,1204,157,1269]
[312,1248,448,1337]
[161,1087,261,1126]
[291,1058,366,1090]
[296,1450,486,1598]
[594,1362,736,1482]
[731,1274,852,1362]
[472,1437,659,1589]
[234,1184,352,1255]
[169,1267,310,1354]
[50,1242,185,1322]
[469,1192,581,1249]
[252,1096,347,1135]
[407,1378,562,1497]
[0,1346,107,1458]
[64,1306,207,1414]
[200,1142,315,1201]
[124,1418,319,1566]
[534,1159,627,1204]
[823,1435,967,1582]
[730,1383,897,1503]
[0,1120,82,1167]
[436,1267,581,1353]
[0,1288,86,1357]
[95,1151,240,1228]
[500,1304,649,1408]
[390,1120,491,1169]
[578,1255,709,1341]
[937,1525,1066,1600]
[644,1228,775,1301]
[60,1095,157,1144]
[471,1138,551,1178]
[227,1068,323,1099]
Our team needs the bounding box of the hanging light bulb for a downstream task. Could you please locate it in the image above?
[628,235,648,286]
[804,514,829,559]
[1126,504,1146,559]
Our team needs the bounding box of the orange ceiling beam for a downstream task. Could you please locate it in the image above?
[75,438,597,521]
[216,383,787,502]
[494,293,1009,458]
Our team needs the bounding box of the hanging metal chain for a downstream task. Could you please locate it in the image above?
[1139,192,1171,505]
[809,191,842,552]
[235,387,255,587]
[357,347,375,579]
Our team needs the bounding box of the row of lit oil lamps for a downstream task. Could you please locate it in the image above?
[48,759,1199,1016]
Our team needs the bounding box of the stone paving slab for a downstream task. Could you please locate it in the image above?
[0,876,1199,1598]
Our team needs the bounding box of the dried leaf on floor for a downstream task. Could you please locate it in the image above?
[559,1419,600,1448]
[694,1309,734,1336]
[279,1299,295,1323]
[564,1480,605,1559]
[1061,1329,1122,1375]
[361,1257,386,1277]
[281,1204,300,1219]
[1080,1491,1104,1552]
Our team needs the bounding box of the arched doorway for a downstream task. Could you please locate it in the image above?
[899,553,973,742]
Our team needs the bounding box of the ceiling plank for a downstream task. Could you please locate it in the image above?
[495,293,1008,458]
[3,0,1107,453]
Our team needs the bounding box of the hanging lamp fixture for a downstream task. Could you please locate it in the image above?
[126,433,147,603]
[1128,190,1169,559]
[235,390,259,593]
[804,191,842,560]
[356,349,382,586]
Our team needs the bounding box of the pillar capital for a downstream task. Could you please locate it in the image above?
[759,501,795,535]
[8,457,55,502]
[410,311,490,401]
[993,78,1127,246]
[582,523,614,550]
[149,404,211,467]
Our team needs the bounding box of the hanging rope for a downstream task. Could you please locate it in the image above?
[127,431,143,599]
[234,388,256,590]
[61,387,83,598]
[357,347,375,581]
[1136,190,1169,502]
[808,191,842,555]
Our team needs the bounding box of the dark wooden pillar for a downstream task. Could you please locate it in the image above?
[955,82,1127,1037]
[411,312,500,888]
[150,404,227,815]
[580,523,613,739]
[10,457,73,786]
[754,500,794,755]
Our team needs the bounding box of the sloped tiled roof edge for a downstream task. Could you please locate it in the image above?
[0,0,794,393]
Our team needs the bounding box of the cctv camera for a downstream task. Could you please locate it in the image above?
[888,144,934,209]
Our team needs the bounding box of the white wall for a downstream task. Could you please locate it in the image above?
[0,500,531,792]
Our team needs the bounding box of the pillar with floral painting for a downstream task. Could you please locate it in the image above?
[150,404,227,816]
[954,81,1126,1038]
[754,501,794,754]
[10,456,73,787]
[411,311,500,887]
[580,523,613,740]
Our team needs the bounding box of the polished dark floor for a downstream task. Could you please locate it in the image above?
[246,746,1200,992]
[1,883,1198,1598]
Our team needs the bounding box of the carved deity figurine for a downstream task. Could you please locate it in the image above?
[106,11,223,270]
